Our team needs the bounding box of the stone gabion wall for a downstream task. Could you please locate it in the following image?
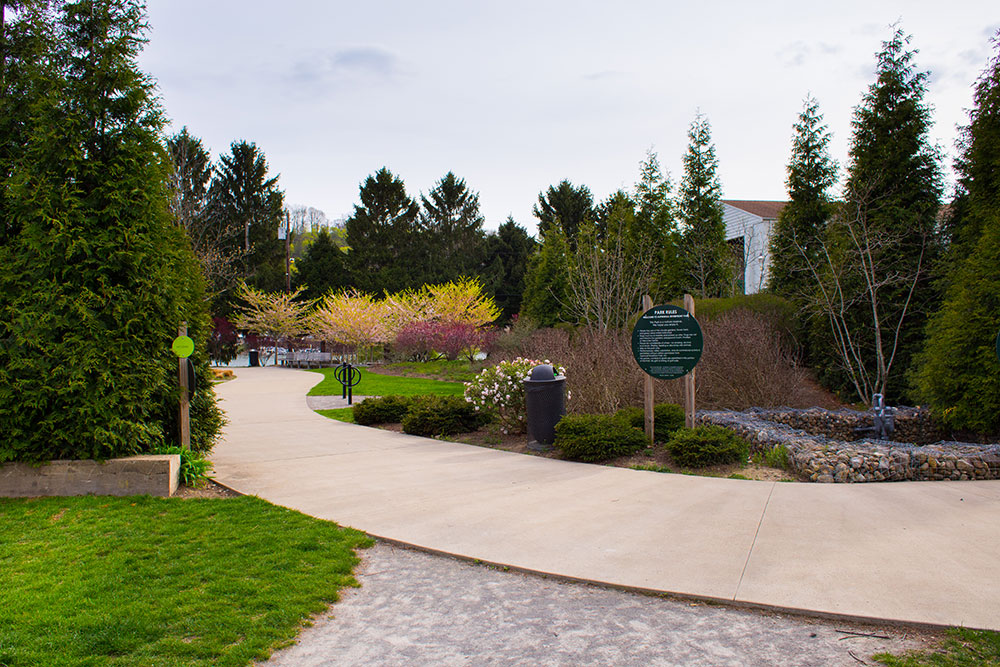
[748,407,946,445]
[698,409,1000,483]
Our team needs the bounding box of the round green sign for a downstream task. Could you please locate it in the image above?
[631,304,704,380]
[171,335,195,358]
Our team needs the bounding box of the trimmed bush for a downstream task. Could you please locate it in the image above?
[666,425,749,468]
[353,395,417,425]
[553,414,649,463]
[401,395,490,437]
[616,403,686,442]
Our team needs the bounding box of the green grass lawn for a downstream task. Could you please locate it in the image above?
[382,359,480,382]
[308,365,465,397]
[315,407,355,423]
[0,495,372,667]
[874,628,1000,666]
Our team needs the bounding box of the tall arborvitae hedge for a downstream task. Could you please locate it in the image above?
[0,1,222,463]
[910,34,1000,434]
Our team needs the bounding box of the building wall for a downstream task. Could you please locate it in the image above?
[722,203,774,294]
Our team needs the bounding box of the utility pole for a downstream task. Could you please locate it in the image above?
[285,210,291,292]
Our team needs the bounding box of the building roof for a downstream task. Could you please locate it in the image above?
[722,200,787,220]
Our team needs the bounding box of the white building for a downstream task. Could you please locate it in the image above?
[722,200,786,294]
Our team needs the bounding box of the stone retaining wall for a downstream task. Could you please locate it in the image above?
[0,455,180,497]
[699,409,1000,483]
[749,406,946,445]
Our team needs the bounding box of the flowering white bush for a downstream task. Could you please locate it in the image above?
[464,357,566,434]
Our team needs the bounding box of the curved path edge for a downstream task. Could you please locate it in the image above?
[212,367,1000,631]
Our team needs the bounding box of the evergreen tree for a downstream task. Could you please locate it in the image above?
[419,171,486,282]
[768,96,838,299]
[0,0,55,245]
[293,228,347,300]
[0,0,221,462]
[533,179,594,247]
[167,127,212,234]
[593,190,636,244]
[481,216,536,322]
[520,227,570,326]
[911,33,1000,433]
[206,140,285,294]
[633,148,674,246]
[676,112,731,298]
[633,149,682,300]
[812,28,942,402]
[344,167,422,294]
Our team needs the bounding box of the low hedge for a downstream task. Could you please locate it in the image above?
[401,395,491,437]
[666,425,749,468]
[553,413,649,462]
[353,395,417,425]
[616,403,685,442]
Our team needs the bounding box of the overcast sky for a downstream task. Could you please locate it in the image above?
[138,1,998,234]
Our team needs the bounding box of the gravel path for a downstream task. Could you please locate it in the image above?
[259,542,936,667]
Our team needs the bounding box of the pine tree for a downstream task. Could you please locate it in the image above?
[205,140,285,294]
[0,0,221,462]
[633,149,681,300]
[768,96,838,299]
[481,216,536,322]
[910,32,1000,433]
[676,112,731,298]
[811,28,942,402]
[533,180,594,247]
[167,127,212,234]
[293,228,347,301]
[344,167,422,294]
[419,171,486,282]
[520,227,570,326]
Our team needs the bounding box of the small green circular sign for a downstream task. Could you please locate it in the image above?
[631,304,704,380]
[171,335,195,358]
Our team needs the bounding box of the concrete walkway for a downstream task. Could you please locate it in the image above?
[213,367,1000,631]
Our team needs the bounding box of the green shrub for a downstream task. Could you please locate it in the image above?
[553,413,649,462]
[401,395,490,437]
[353,395,416,425]
[666,425,749,468]
[152,446,214,486]
[764,444,790,470]
[616,403,686,442]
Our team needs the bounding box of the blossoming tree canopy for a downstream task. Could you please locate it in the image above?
[311,289,392,347]
[233,283,314,342]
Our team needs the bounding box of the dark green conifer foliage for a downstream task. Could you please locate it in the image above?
[768,97,837,299]
[481,216,536,322]
[633,149,682,300]
[676,112,731,298]
[293,228,347,300]
[911,33,1000,433]
[533,179,594,247]
[521,227,570,327]
[419,171,486,283]
[812,29,942,402]
[167,126,212,236]
[206,140,285,294]
[344,167,422,294]
[0,0,221,462]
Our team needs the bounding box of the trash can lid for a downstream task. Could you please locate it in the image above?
[525,364,564,383]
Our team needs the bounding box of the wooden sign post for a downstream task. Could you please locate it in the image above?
[172,322,193,449]
[683,294,697,429]
[642,295,654,442]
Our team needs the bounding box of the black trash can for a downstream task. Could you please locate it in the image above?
[248,349,260,367]
[524,364,566,451]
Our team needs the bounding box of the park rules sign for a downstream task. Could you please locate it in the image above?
[631,304,704,380]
